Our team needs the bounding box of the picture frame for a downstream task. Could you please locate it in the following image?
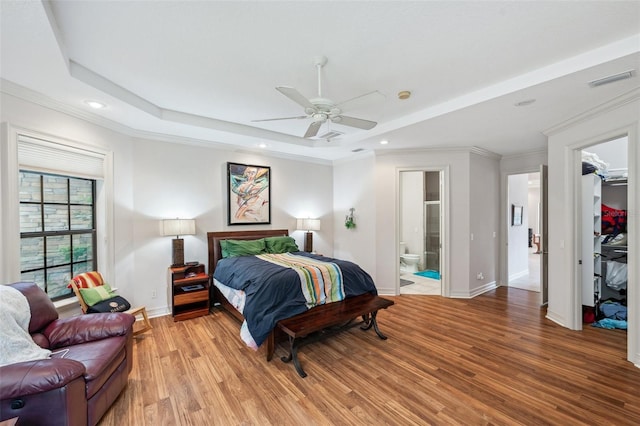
[227,162,271,225]
[512,204,523,226]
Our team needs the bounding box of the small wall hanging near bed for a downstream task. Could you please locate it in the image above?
[227,162,271,225]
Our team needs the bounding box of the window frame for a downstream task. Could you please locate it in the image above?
[19,171,98,301]
[0,124,114,305]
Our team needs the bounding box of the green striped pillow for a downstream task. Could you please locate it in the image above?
[79,283,116,306]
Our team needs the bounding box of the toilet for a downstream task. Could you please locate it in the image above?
[399,242,420,273]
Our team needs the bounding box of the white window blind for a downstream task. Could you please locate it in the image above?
[17,135,105,179]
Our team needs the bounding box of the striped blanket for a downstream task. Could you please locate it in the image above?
[257,253,345,307]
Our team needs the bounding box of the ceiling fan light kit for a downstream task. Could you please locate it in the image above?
[252,55,379,139]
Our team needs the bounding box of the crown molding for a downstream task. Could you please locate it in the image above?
[544,87,640,136]
[376,145,500,159]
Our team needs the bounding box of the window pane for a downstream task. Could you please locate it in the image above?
[21,270,45,291]
[18,169,96,302]
[42,175,68,203]
[46,235,71,266]
[20,237,44,271]
[72,234,93,262]
[70,205,93,230]
[47,266,72,299]
[73,261,93,277]
[44,204,69,231]
[70,178,93,204]
[19,172,41,202]
[20,203,42,233]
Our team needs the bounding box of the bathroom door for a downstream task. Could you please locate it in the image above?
[424,201,441,272]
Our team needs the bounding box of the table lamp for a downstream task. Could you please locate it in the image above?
[296,218,321,252]
[162,218,196,266]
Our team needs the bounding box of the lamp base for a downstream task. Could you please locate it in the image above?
[172,238,185,267]
[304,232,313,253]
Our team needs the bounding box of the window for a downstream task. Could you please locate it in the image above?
[19,171,97,300]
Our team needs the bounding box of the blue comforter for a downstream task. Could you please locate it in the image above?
[213,252,377,347]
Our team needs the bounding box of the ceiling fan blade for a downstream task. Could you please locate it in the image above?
[252,115,308,123]
[276,86,316,111]
[336,90,386,112]
[303,121,323,138]
[333,115,377,130]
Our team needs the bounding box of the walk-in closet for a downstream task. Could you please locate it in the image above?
[581,136,628,328]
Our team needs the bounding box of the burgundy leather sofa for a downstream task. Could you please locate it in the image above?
[0,282,135,426]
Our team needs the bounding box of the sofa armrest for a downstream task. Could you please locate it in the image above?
[44,313,135,349]
[0,358,85,399]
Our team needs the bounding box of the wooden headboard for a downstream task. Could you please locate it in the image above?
[207,229,289,274]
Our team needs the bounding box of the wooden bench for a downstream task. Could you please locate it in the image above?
[277,293,394,377]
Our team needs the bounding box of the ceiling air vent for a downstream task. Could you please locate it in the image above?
[588,70,635,88]
[352,148,364,153]
[318,130,343,140]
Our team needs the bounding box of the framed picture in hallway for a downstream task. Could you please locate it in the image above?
[227,162,271,225]
[512,204,523,226]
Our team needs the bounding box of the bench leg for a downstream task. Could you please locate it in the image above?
[360,311,388,340]
[266,331,275,361]
[281,335,307,378]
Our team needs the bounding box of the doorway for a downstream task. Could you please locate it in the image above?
[507,172,542,293]
[578,136,629,330]
[399,169,443,295]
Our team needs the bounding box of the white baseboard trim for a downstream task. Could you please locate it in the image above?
[450,281,497,298]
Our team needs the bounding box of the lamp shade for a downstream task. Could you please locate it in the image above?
[296,218,320,232]
[161,219,196,237]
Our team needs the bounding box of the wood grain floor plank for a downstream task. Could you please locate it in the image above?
[98,287,640,425]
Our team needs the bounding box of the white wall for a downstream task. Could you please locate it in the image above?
[546,92,638,366]
[508,173,530,281]
[1,93,334,317]
[332,153,377,279]
[469,151,501,294]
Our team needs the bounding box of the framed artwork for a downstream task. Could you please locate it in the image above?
[227,162,271,225]
[512,204,523,226]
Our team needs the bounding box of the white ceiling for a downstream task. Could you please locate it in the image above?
[1,1,639,162]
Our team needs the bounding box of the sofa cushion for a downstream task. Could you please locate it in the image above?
[0,358,85,399]
[62,336,128,399]
[8,282,59,333]
[44,313,135,349]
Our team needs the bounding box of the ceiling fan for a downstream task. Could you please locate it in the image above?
[253,56,381,139]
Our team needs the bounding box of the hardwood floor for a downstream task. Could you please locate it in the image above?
[99,287,640,425]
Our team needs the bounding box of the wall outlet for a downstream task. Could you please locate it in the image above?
[476,272,484,280]
[151,290,157,299]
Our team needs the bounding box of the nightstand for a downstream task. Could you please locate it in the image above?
[169,263,210,321]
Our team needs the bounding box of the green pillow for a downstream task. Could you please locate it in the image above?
[221,238,266,258]
[79,283,116,306]
[264,236,299,254]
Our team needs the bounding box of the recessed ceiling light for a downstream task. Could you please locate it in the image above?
[380,140,389,145]
[258,142,268,148]
[514,99,536,107]
[397,91,411,100]
[85,100,106,109]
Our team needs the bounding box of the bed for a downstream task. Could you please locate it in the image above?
[207,229,389,368]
